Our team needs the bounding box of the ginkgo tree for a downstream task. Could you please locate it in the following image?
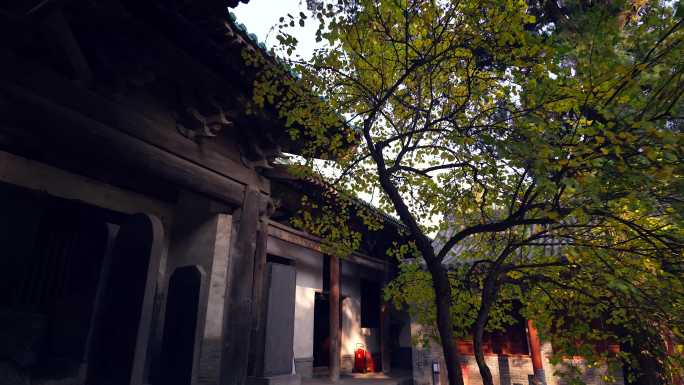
[244,1,684,384]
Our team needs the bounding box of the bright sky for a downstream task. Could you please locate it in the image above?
[232,0,319,59]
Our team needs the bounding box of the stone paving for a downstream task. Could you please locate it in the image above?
[303,370,413,385]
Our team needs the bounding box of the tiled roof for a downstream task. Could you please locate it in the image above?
[225,10,362,135]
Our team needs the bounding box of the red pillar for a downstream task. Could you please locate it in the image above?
[329,255,340,382]
[527,320,546,385]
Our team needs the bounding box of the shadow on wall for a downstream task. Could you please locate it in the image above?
[294,286,316,358]
[342,297,363,357]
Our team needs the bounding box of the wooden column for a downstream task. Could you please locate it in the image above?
[380,262,391,374]
[329,255,340,382]
[220,188,261,385]
[526,320,546,385]
[380,302,390,374]
[250,217,270,378]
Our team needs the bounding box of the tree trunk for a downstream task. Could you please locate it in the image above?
[472,272,498,385]
[427,260,465,385]
[473,308,494,385]
[621,336,665,385]
[362,121,464,385]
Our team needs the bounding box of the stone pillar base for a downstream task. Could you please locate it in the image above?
[529,368,546,385]
[294,358,313,379]
[248,374,302,385]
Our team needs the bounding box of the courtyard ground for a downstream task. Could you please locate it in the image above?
[303,370,414,385]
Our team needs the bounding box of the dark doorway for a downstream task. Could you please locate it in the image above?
[313,292,330,368]
[390,321,413,370]
[158,266,203,385]
[360,279,380,328]
[88,214,163,385]
[0,183,125,383]
[312,292,345,369]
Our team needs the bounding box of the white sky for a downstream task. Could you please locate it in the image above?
[232,0,319,59]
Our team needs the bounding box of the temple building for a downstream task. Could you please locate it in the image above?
[0,1,410,385]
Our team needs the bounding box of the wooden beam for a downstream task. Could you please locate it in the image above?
[329,255,340,382]
[0,51,268,193]
[267,221,385,271]
[0,150,173,225]
[221,188,261,385]
[1,81,250,207]
[268,222,323,253]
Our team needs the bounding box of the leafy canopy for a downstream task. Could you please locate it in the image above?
[246,0,684,383]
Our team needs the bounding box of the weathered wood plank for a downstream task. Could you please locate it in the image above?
[0,51,269,193]
[267,221,385,271]
[0,150,173,225]
[0,81,247,207]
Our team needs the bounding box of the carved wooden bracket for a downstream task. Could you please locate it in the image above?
[239,130,283,172]
[176,88,234,140]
